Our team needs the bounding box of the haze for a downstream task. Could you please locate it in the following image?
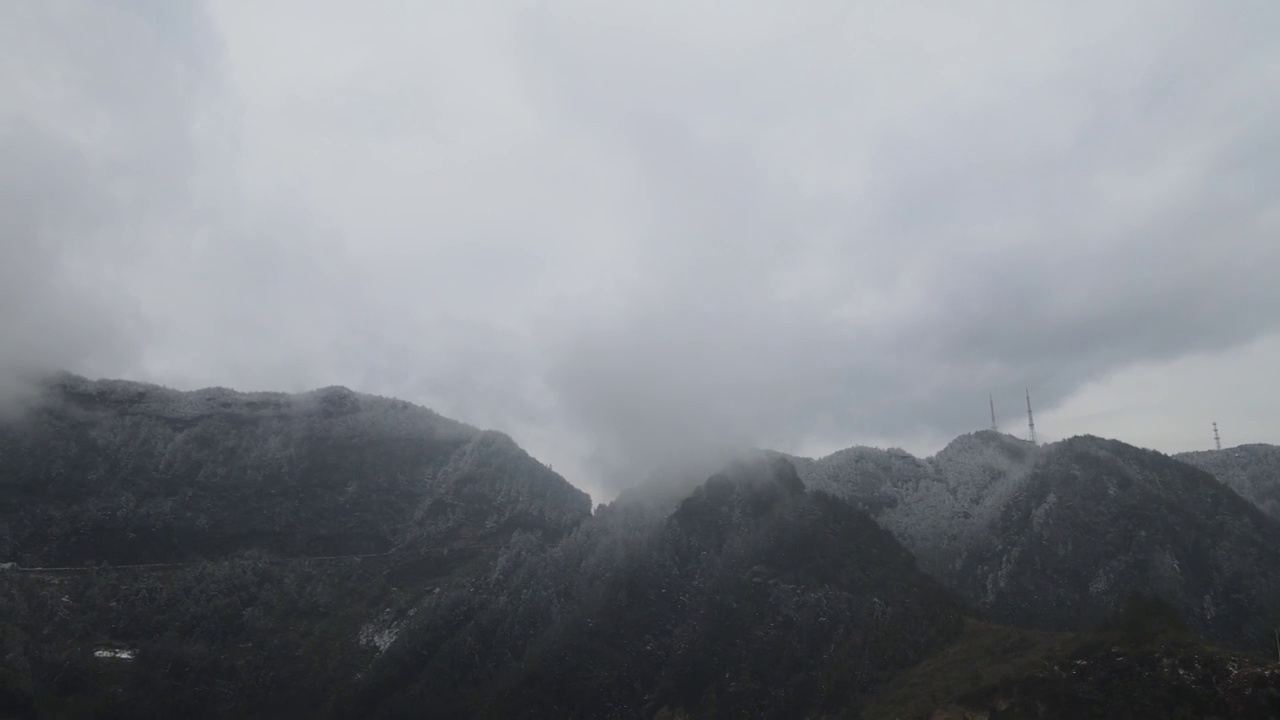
[3,1,1278,500]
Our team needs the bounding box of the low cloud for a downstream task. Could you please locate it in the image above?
[3,1,1278,497]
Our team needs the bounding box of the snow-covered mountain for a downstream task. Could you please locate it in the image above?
[2,374,1278,715]
[790,432,1280,654]
[784,430,1040,577]
[0,373,591,566]
[1177,444,1280,520]
[343,456,967,719]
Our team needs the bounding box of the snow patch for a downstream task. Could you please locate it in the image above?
[359,625,399,653]
[1088,568,1109,596]
[791,432,1042,575]
[1031,492,1057,533]
[358,608,410,654]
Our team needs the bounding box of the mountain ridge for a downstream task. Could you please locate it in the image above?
[2,374,1278,717]
[789,431,1280,654]
[1177,443,1280,521]
[343,455,968,719]
[0,373,591,567]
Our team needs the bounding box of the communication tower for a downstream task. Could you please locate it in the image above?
[1026,388,1037,445]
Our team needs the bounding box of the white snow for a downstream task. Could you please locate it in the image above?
[359,625,399,653]
[1088,568,1109,596]
[790,431,1042,574]
[358,608,409,654]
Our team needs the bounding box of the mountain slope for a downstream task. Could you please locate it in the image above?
[0,374,592,718]
[868,614,1280,719]
[792,433,1280,654]
[4,375,1277,716]
[0,373,590,566]
[345,456,967,719]
[1178,444,1280,521]
[953,436,1280,653]
[785,431,1041,578]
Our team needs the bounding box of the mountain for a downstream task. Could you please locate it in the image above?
[0,373,590,566]
[792,433,1280,655]
[785,430,1039,579]
[951,436,1280,654]
[0,449,969,718]
[343,456,967,719]
[1178,444,1280,520]
[0,373,591,718]
[2,375,1278,717]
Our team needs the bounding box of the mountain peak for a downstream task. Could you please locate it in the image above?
[934,429,1039,463]
[673,455,805,531]
[951,433,1280,653]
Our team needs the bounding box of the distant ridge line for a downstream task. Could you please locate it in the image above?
[1,543,512,575]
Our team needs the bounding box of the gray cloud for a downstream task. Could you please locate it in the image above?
[3,1,1278,498]
[0,1,225,405]
[0,124,139,409]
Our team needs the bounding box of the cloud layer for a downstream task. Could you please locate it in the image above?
[4,1,1279,497]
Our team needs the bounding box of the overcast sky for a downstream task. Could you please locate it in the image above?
[3,1,1278,500]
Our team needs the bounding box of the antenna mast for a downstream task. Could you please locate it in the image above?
[1213,422,1221,451]
[1026,388,1037,445]
[990,394,999,432]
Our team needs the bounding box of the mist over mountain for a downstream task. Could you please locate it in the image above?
[791,432,1280,655]
[1177,444,1280,521]
[784,431,1040,578]
[6,2,1280,503]
[0,374,590,567]
[0,375,595,717]
[2,376,1278,717]
[7,2,1280,717]
[0,381,967,717]
[345,457,965,718]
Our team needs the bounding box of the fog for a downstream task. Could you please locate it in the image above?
[3,1,1279,499]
